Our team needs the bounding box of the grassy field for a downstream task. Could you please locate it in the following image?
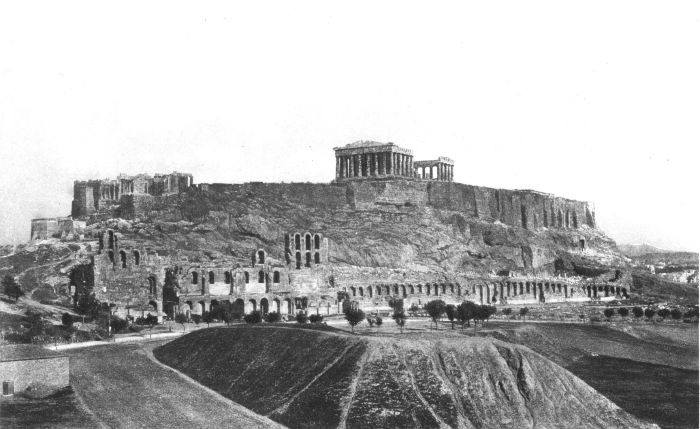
[155,325,654,429]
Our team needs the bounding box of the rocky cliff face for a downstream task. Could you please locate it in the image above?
[154,326,656,429]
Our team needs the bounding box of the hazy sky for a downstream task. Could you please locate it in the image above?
[1,2,698,251]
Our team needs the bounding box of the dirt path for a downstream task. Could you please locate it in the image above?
[65,342,284,428]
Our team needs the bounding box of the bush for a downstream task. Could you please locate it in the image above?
[109,317,128,334]
[309,314,324,323]
[266,312,282,323]
[424,300,446,330]
[618,307,629,317]
[658,308,671,320]
[366,317,375,327]
[670,308,683,320]
[244,311,262,324]
[61,313,73,328]
[502,308,512,316]
[603,308,615,319]
[191,314,202,325]
[632,307,644,318]
[519,307,529,318]
[392,310,407,333]
[644,308,656,319]
[375,316,383,326]
[295,311,308,324]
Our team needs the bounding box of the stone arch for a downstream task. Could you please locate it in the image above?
[376,285,382,296]
[244,271,250,283]
[409,284,415,294]
[314,234,321,249]
[305,233,312,251]
[108,250,114,264]
[604,285,610,297]
[521,205,528,229]
[401,285,407,297]
[148,300,158,314]
[192,271,198,284]
[234,299,245,314]
[209,271,215,284]
[545,282,550,293]
[385,285,391,295]
[449,284,455,294]
[441,284,447,294]
[273,271,280,283]
[426,284,431,295]
[295,234,301,250]
[314,252,320,264]
[119,250,127,268]
[305,252,311,267]
[199,301,206,314]
[210,300,220,313]
[147,276,157,295]
[258,270,265,283]
[224,271,232,284]
[350,286,357,297]
[260,298,269,315]
[393,284,399,295]
[296,252,302,269]
[133,250,140,266]
[434,283,440,296]
[257,250,266,264]
[283,298,292,315]
[621,288,627,297]
[247,299,257,313]
[359,287,364,297]
[368,287,373,297]
[272,298,280,313]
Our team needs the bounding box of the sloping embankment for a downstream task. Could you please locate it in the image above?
[154,326,656,429]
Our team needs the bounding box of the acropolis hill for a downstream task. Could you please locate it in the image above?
[30,140,627,320]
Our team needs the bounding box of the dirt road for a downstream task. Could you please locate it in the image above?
[65,342,284,428]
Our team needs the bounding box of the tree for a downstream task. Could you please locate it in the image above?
[392,310,407,333]
[445,304,457,329]
[375,316,383,327]
[519,307,529,319]
[202,311,213,327]
[175,313,188,332]
[477,305,497,325]
[670,308,683,320]
[344,307,365,333]
[457,301,478,328]
[632,306,644,319]
[266,311,282,323]
[603,308,615,319]
[644,308,656,320]
[191,314,202,326]
[388,297,403,312]
[424,300,446,330]
[309,314,324,323]
[657,308,671,320]
[366,316,375,327]
[502,308,513,316]
[75,293,99,321]
[295,311,308,324]
[2,275,24,302]
[618,307,629,317]
[62,312,73,328]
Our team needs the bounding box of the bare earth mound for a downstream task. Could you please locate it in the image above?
[154,326,656,428]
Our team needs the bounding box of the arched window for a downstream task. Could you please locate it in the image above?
[314,252,320,264]
[133,250,140,266]
[351,287,356,297]
[244,272,250,283]
[296,252,301,269]
[98,234,104,253]
[108,230,114,248]
[258,270,265,283]
[285,235,290,251]
[224,271,231,284]
[120,250,127,268]
[305,234,311,250]
[108,250,114,264]
[209,271,215,284]
[295,234,301,250]
[273,271,280,283]
[376,285,382,296]
[305,252,311,268]
[147,276,156,295]
[192,271,198,284]
[359,287,364,297]
[258,250,265,264]
[314,234,321,249]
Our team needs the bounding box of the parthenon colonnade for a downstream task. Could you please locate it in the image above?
[334,141,414,180]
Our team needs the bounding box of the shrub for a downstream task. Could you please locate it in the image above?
[344,307,365,333]
[671,308,683,320]
[603,308,615,319]
[658,308,671,320]
[61,312,73,328]
[174,313,188,332]
[375,316,383,326]
[618,307,629,317]
[632,306,644,318]
[266,312,282,323]
[644,308,656,320]
[244,311,262,324]
[366,317,375,327]
[2,275,24,302]
[519,307,529,318]
[295,311,308,324]
[191,314,202,325]
[202,311,213,327]
[445,304,457,329]
[502,308,513,316]
[109,317,128,334]
[309,314,324,323]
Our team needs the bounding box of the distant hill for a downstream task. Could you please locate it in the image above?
[617,243,672,257]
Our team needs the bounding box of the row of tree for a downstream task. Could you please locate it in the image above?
[603,306,698,320]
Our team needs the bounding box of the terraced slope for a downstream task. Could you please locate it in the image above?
[154,326,656,428]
